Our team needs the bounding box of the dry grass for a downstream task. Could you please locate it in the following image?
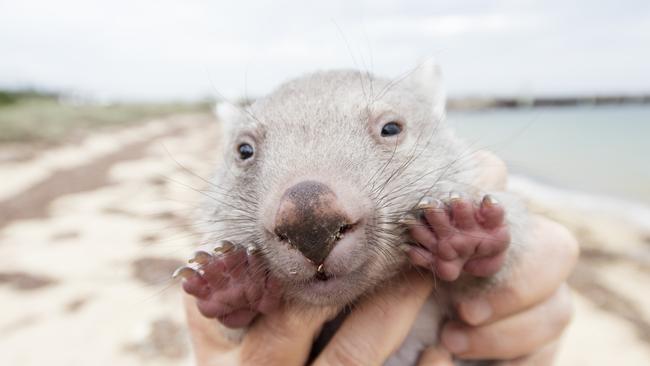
[0,95,211,144]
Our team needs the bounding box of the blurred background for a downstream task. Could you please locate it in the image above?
[1,1,649,365]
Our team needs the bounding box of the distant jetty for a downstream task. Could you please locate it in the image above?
[447,94,650,111]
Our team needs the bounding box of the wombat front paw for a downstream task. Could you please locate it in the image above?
[175,241,283,328]
[406,193,510,281]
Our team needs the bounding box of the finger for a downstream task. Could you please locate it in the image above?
[448,192,477,230]
[417,346,454,366]
[454,216,579,325]
[501,341,560,366]
[421,204,453,240]
[407,245,435,268]
[462,250,507,278]
[441,285,573,360]
[183,292,239,363]
[423,210,454,240]
[472,150,508,191]
[314,270,434,366]
[479,194,505,229]
[408,216,437,251]
[240,303,337,366]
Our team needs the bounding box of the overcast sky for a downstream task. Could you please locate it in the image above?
[1,0,649,101]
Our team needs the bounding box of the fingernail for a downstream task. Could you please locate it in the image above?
[433,198,444,208]
[417,196,444,210]
[172,266,197,280]
[463,299,492,325]
[214,240,234,254]
[416,196,435,209]
[449,191,463,203]
[398,243,412,252]
[482,194,499,207]
[398,214,419,226]
[415,210,425,221]
[189,250,213,265]
[442,326,469,353]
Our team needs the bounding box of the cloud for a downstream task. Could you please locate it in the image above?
[364,14,537,38]
[0,0,648,100]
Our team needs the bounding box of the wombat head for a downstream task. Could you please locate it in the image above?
[205,62,471,305]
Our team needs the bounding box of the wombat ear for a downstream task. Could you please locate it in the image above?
[407,59,447,119]
[214,102,243,140]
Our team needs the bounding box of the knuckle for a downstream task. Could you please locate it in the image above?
[240,332,292,366]
[320,339,374,366]
[475,150,508,190]
[554,285,575,330]
[549,219,581,265]
[564,230,580,266]
[501,282,526,308]
[495,227,511,250]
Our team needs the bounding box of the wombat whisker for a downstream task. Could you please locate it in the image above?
[370,128,431,197]
[207,81,264,127]
[198,228,257,239]
[145,233,204,246]
[159,144,242,198]
[197,234,258,249]
[362,139,399,192]
[370,123,443,206]
[201,217,258,225]
[166,175,253,214]
[378,154,451,208]
[374,149,452,205]
[161,220,255,236]
[199,219,258,236]
[177,66,528,363]
[362,111,432,193]
[370,149,419,200]
[332,22,372,105]
[162,171,245,202]
[203,228,258,239]
[367,128,424,194]
[408,152,477,208]
[373,63,423,103]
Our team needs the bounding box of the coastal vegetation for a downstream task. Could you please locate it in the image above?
[0,90,212,144]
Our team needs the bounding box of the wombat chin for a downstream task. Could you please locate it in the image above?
[281,266,379,306]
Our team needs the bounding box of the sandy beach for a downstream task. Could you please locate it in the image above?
[1,113,649,365]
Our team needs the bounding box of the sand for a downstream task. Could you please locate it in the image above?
[0,113,648,365]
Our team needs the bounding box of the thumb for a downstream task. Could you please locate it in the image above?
[472,150,508,191]
[418,346,454,366]
[240,303,338,366]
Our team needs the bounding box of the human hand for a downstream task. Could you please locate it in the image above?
[418,215,578,365]
[418,151,579,365]
[184,151,578,366]
[185,216,578,366]
[183,269,435,366]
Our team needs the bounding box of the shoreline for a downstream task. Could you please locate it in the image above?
[447,95,650,111]
[510,174,650,235]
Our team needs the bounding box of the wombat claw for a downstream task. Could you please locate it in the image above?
[407,193,510,281]
[178,240,283,329]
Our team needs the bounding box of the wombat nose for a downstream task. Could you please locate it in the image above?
[274,180,352,264]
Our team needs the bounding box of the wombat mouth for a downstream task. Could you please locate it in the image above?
[314,271,330,281]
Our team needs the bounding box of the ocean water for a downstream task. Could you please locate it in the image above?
[447,105,650,206]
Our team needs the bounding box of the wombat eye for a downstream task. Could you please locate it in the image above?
[238,143,254,160]
[381,122,402,137]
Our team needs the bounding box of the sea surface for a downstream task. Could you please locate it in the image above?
[447,105,650,206]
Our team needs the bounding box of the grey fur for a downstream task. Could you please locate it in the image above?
[201,63,529,365]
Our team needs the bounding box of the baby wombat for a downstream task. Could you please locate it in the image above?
[176,62,528,365]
